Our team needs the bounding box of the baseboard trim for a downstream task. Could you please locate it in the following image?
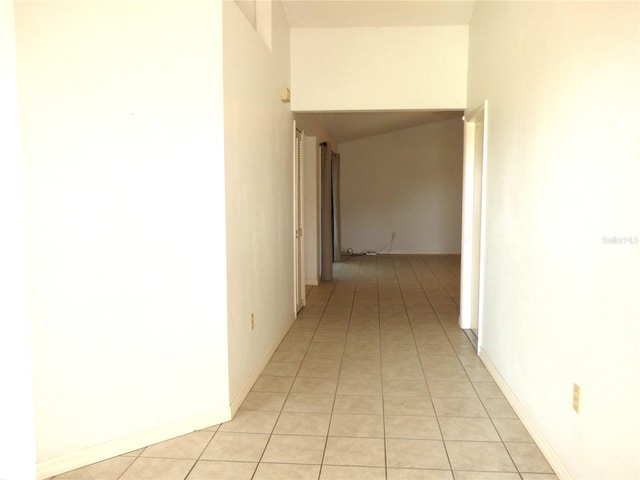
[478,348,573,480]
[36,407,231,480]
[229,313,297,416]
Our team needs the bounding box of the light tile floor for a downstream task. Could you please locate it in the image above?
[49,255,557,480]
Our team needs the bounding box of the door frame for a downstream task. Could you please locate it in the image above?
[459,100,488,352]
[293,122,305,313]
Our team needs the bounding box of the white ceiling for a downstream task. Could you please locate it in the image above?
[283,1,473,143]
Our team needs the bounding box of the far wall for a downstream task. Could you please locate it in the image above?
[290,26,468,111]
[339,118,463,254]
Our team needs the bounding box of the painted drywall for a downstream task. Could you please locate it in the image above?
[339,118,463,254]
[467,2,640,478]
[15,2,230,477]
[290,26,468,111]
[223,1,296,408]
[0,3,36,479]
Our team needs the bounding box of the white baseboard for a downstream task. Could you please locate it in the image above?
[305,277,319,286]
[478,349,573,480]
[229,313,297,416]
[36,407,231,480]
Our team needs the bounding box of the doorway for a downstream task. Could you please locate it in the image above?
[460,101,488,351]
[319,142,341,281]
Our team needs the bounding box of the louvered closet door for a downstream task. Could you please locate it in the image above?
[294,126,305,313]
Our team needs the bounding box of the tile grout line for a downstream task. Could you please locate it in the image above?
[316,256,356,479]
[394,254,458,477]
[375,255,389,480]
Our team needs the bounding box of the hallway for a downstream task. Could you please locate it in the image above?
[50,255,556,480]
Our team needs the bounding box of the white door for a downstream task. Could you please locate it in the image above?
[294,125,305,313]
[469,118,485,337]
[459,101,488,351]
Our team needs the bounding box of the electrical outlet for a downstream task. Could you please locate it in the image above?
[392,231,396,239]
[250,313,255,331]
[573,383,581,413]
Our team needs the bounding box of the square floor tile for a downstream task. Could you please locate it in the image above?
[505,442,554,473]
[420,356,462,369]
[261,362,300,377]
[309,342,345,354]
[273,412,331,436]
[251,375,295,393]
[419,343,456,356]
[472,382,504,400]
[432,397,487,418]
[462,367,493,382]
[270,349,305,364]
[329,413,384,438]
[438,417,500,441]
[240,392,287,412]
[445,441,516,472]
[323,437,385,467]
[384,415,441,440]
[481,398,517,418]
[457,356,485,369]
[52,456,134,480]
[218,410,279,434]
[340,363,382,378]
[186,460,256,480]
[383,379,429,397]
[283,393,335,413]
[200,432,269,462]
[492,418,533,442]
[337,377,383,396]
[334,395,384,415]
[453,472,520,480]
[120,457,195,480]
[313,332,348,343]
[387,468,454,479]
[253,463,321,480]
[344,342,380,359]
[519,474,559,480]
[320,465,386,479]
[386,439,450,469]
[428,381,477,398]
[384,396,435,416]
[262,434,326,464]
[343,352,381,365]
[382,365,425,380]
[292,377,338,395]
[298,361,342,378]
[423,366,468,382]
[141,431,214,459]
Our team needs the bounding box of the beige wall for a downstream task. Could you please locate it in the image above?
[0,2,36,479]
[15,2,229,477]
[290,26,468,111]
[339,118,463,254]
[223,0,296,408]
[467,2,640,478]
